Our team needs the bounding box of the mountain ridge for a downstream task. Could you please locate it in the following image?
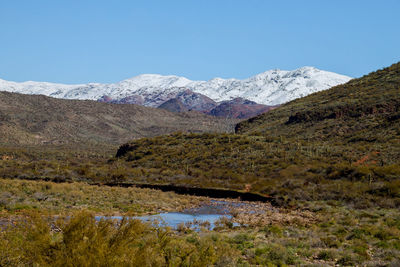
[0,67,351,107]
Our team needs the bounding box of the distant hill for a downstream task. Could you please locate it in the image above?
[208,98,277,119]
[156,89,217,113]
[0,91,235,145]
[157,93,276,119]
[158,98,189,113]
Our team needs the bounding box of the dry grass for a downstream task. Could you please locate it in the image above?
[0,178,206,216]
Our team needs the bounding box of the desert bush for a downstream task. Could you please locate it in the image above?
[0,211,240,266]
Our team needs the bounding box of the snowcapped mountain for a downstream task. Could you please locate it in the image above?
[0,67,351,107]
[193,67,351,105]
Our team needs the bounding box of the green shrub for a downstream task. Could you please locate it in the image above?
[317,249,336,261]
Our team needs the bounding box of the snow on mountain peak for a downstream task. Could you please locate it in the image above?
[0,67,351,106]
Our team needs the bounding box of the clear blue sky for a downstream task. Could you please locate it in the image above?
[1,0,399,83]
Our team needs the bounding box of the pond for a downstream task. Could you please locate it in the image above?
[95,200,247,230]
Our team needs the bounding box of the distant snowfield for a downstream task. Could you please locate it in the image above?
[0,67,351,106]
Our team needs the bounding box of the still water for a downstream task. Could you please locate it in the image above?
[95,200,243,230]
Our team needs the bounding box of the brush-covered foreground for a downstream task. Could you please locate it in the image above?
[0,179,400,266]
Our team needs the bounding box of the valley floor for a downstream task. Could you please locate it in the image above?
[1,178,399,266]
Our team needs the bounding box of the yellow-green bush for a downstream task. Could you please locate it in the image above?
[0,212,239,266]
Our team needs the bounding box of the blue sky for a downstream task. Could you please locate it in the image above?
[0,0,399,83]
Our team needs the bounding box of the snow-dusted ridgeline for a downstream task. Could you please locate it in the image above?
[0,67,351,106]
